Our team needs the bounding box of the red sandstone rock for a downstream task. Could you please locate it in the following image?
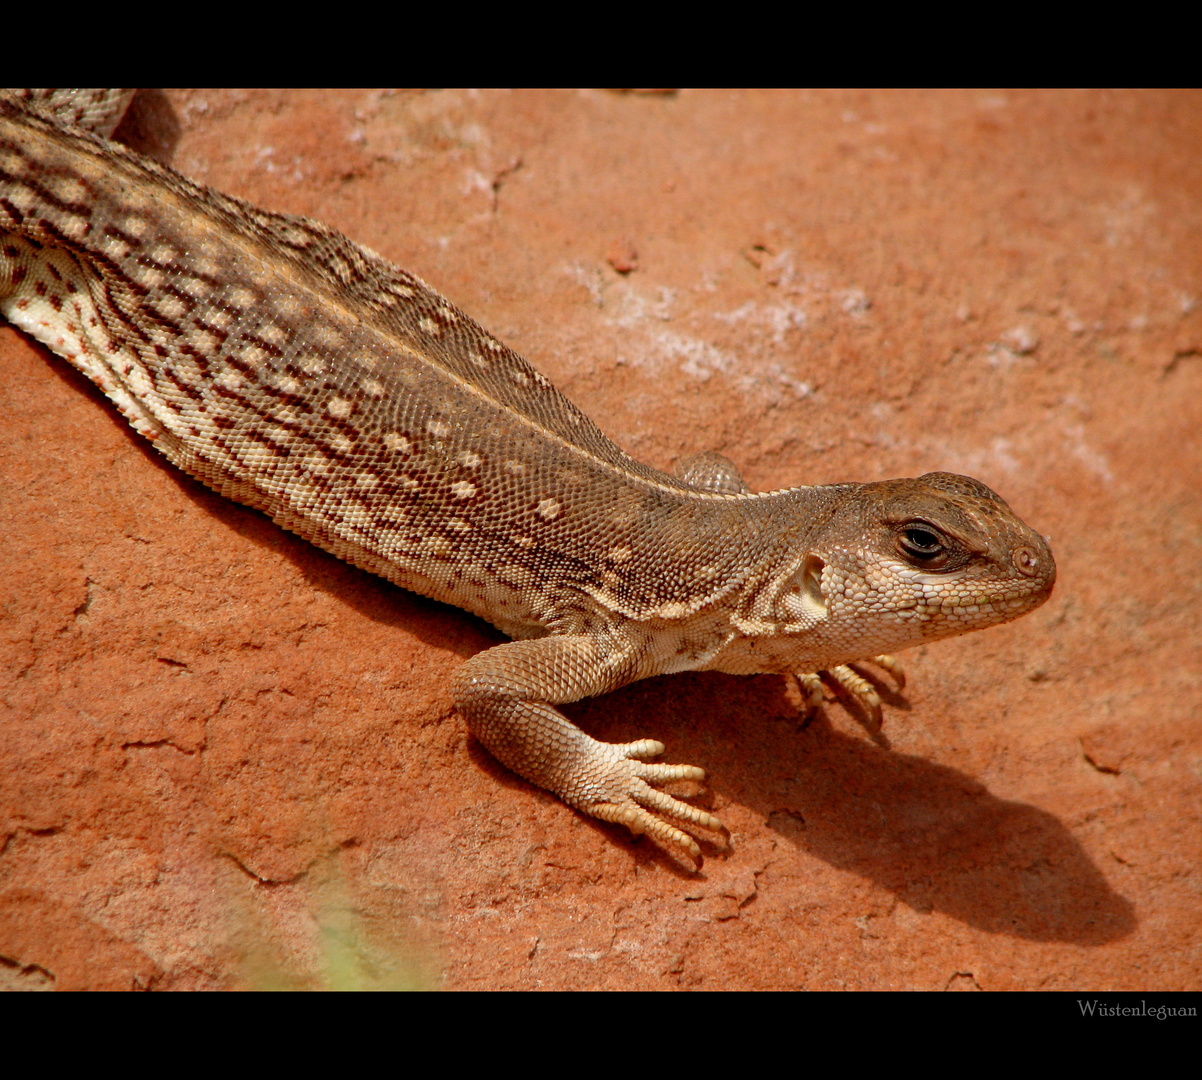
[1,89,1199,990]
[606,237,639,274]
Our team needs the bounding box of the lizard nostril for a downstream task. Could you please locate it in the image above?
[1013,546,1040,577]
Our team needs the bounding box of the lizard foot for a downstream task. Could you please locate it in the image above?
[797,654,906,728]
[582,740,725,866]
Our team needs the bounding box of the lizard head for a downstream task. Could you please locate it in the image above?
[756,472,1056,668]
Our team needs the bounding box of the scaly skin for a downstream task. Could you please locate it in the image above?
[0,92,1056,864]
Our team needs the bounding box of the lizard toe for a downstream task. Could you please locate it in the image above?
[796,672,826,715]
[829,664,883,726]
[868,653,906,690]
[632,780,724,833]
[632,760,706,783]
[611,738,667,760]
[592,802,703,863]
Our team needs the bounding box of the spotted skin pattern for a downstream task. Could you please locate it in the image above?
[0,93,1056,864]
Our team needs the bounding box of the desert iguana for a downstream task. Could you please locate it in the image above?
[0,91,1056,864]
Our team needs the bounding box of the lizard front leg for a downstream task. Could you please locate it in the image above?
[453,634,723,863]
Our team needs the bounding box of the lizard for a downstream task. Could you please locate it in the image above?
[0,91,1056,865]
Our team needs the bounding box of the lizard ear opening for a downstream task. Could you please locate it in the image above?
[777,553,828,626]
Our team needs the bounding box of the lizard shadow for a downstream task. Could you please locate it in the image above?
[32,357,1135,932]
[581,670,1137,945]
[184,481,500,659]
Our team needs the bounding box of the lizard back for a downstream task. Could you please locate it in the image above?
[0,95,773,636]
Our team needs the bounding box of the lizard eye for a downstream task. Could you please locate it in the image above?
[897,524,947,563]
